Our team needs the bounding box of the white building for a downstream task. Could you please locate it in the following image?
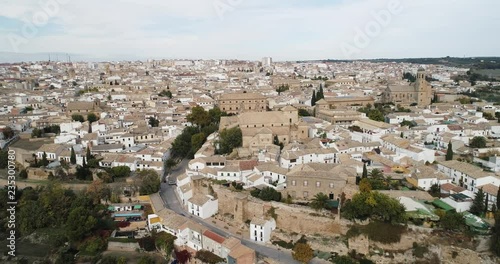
[250,217,276,243]
[187,194,218,219]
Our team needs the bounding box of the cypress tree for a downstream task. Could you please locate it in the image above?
[70,147,76,164]
[497,187,500,210]
[42,151,48,166]
[362,163,368,179]
[485,193,489,214]
[318,84,324,100]
[446,141,454,161]
[470,188,485,216]
[86,147,92,161]
[311,90,316,106]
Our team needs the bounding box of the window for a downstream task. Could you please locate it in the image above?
[316,182,321,188]
[303,181,308,186]
[329,183,334,188]
[303,191,309,198]
[292,180,296,186]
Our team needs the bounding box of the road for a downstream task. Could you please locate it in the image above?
[159,159,327,264]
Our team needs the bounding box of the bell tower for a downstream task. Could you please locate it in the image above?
[416,68,431,106]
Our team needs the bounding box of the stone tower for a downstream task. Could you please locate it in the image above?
[416,68,432,106]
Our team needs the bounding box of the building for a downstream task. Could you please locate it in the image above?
[407,165,452,191]
[262,57,272,67]
[249,217,276,243]
[217,93,268,115]
[381,68,433,107]
[286,163,356,200]
[437,160,500,193]
[66,100,102,116]
[187,194,218,219]
[219,106,309,152]
[315,97,374,111]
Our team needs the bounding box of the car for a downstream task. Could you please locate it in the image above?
[168,180,176,185]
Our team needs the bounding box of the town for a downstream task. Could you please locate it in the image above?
[0,57,500,264]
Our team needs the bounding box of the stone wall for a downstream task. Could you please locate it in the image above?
[211,184,341,235]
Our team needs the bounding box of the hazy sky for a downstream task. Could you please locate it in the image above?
[0,0,499,61]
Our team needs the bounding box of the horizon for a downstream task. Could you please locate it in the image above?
[1,0,499,62]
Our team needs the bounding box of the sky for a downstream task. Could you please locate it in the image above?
[0,0,499,62]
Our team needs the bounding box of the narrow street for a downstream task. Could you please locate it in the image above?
[158,159,328,264]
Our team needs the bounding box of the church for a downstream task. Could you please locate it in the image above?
[381,68,433,107]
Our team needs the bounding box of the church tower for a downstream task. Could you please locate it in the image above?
[415,68,432,106]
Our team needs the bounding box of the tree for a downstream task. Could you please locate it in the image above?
[148,117,160,127]
[470,188,485,216]
[359,178,372,193]
[342,191,406,223]
[311,90,316,106]
[109,166,131,178]
[298,109,311,117]
[310,192,329,211]
[191,132,206,154]
[497,188,500,210]
[217,127,242,155]
[470,136,487,148]
[317,84,324,100]
[0,149,9,169]
[65,207,97,242]
[138,170,161,195]
[369,169,383,179]
[41,152,49,166]
[446,141,454,161]
[158,90,172,98]
[165,158,177,172]
[175,250,192,264]
[485,193,489,214]
[76,165,92,181]
[31,128,43,138]
[19,169,28,179]
[86,147,92,161]
[362,163,368,179]
[154,231,177,258]
[367,109,385,122]
[492,211,500,256]
[440,210,465,231]
[70,147,76,164]
[258,187,281,202]
[72,114,84,122]
[87,113,98,133]
[208,106,226,125]
[2,126,14,139]
[400,120,415,128]
[187,106,210,129]
[292,243,314,264]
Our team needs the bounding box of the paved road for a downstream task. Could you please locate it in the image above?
[158,159,328,264]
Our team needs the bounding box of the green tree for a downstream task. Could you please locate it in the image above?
[292,243,314,264]
[367,109,385,122]
[72,114,84,122]
[311,90,316,106]
[362,163,368,178]
[342,191,406,223]
[109,166,131,178]
[158,90,172,98]
[298,109,311,117]
[217,127,242,155]
[155,232,177,258]
[0,149,8,169]
[317,84,324,100]
[86,147,92,161]
[470,188,485,216]
[70,147,76,164]
[208,106,226,125]
[31,128,43,138]
[258,187,281,202]
[400,120,415,128]
[359,178,372,193]
[138,170,161,195]
[497,188,500,210]
[369,168,383,179]
[310,192,329,211]
[41,151,49,166]
[187,106,210,129]
[148,117,160,127]
[440,210,465,231]
[191,132,206,154]
[492,211,500,256]
[87,113,99,123]
[66,207,97,242]
[446,141,454,161]
[470,136,487,148]
[165,158,177,172]
[19,169,28,179]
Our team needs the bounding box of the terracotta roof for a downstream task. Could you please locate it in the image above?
[239,160,258,171]
[203,230,225,244]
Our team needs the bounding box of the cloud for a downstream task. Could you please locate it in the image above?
[0,0,499,60]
